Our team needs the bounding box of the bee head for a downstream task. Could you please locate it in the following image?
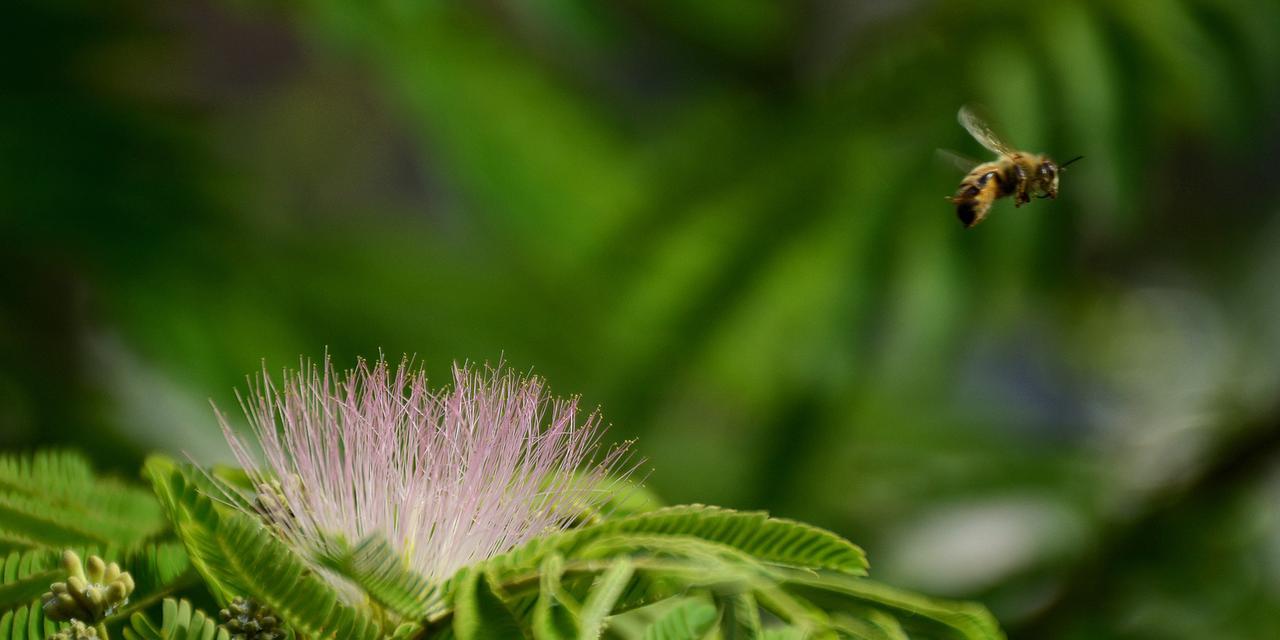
[1035,158,1060,199]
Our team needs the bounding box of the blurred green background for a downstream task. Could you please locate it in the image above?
[4,0,1280,637]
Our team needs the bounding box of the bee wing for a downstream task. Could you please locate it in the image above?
[935,148,981,173]
[958,105,1015,157]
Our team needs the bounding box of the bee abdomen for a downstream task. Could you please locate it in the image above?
[952,168,1002,228]
[956,200,981,227]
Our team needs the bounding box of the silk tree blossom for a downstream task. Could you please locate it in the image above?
[217,357,634,588]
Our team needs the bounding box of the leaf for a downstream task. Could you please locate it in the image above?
[452,568,528,640]
[0,451,164,552]
[531,554,578,640]
[0,600,58,640]
[567,478,666,526]
[719,592,762,640]
[577,558,634,639]
[121,543,193,607]
[316,534,445,620]
[386,622,424,640]
[484,505,867,582]
[121,598,231,640]
[640,598,718,640]
[0,550,62,614]
[782,573,1003,640]
[120,596,230,640]
[759,629,807,640]
[144,456,383,640]
[829,610,909,640]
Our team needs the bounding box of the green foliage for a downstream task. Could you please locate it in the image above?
[639,599,717,640]
[144,456,388,640]
[122,598,229,640]
[316,535,445,621]
[422,505,998,639]
[131,453,1001,639]
[0,452,193,640]
[451,569,526,640]
[0,451,165,552]
[0,550,66,614]
[576,558,634,638]
[482,505,868,579]
[530,555,577,640]
[0,548,62,640]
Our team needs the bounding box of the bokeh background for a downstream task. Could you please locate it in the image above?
[4,0,1280,637]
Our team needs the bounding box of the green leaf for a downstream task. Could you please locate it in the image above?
[577,558,634,639]
[640,598,718,640]
[782,573,1003,640]
[0,600,58,640]
[386,622,424,640]
[122,543,193,607]
[484,505,867,581]
[0,451,164,552]
[144,456,383,640]
[316,534,445,620]
[531,554,578,640]
[828,610,909,640]
[0,550,62,614]
[121,598,231,640]
[565,477,666,527]
[452,568,528,640]
[720,592,762,640]
[759,629,807,640]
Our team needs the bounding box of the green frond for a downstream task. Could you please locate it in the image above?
[639,598,717,640]
[0,601,59,640]
[0,548,64,639]
[143,456,384,640]
[122,598,231,640]
[0,451,165,552]
[530,555,577,640]
[315,534,445,621]
[0,549,65,614]
[719,591,762,639]
[782,572,1003,640]
[122,543,192,607]
[576,558,633,639]
[451,568,526,640]
[483,505,867,580]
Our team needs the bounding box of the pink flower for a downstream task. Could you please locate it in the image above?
[218,357,634,586]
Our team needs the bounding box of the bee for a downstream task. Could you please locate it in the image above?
[944,106,1083,228]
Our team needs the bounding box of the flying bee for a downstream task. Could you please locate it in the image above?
[944,106,1083,228]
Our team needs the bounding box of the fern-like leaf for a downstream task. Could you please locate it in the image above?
[640,599,718,640]
[577,559,634,639]
[530,554,577,640]
[483,505,866,582]
[316,534,445,620]
[452,568,527,640]
[0,550,63,614]
[782,572,1003,640]
[144,456,383,640]
[0,451,164,552]
[122,598,231,640]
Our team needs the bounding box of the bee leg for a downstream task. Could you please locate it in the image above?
[1012,164,1030,207]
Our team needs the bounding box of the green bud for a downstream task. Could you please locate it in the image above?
[42,551,135,623]
[85,556,105,583]
[62,550,85,582]
[219,597,287,640]
[51,620,99,640]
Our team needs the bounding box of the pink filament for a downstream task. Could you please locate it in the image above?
[218,357,633,586]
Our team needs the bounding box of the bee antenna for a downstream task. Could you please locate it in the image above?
[1060,155,1085,169]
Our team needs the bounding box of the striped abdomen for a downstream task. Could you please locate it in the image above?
[952,161,1016,228]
